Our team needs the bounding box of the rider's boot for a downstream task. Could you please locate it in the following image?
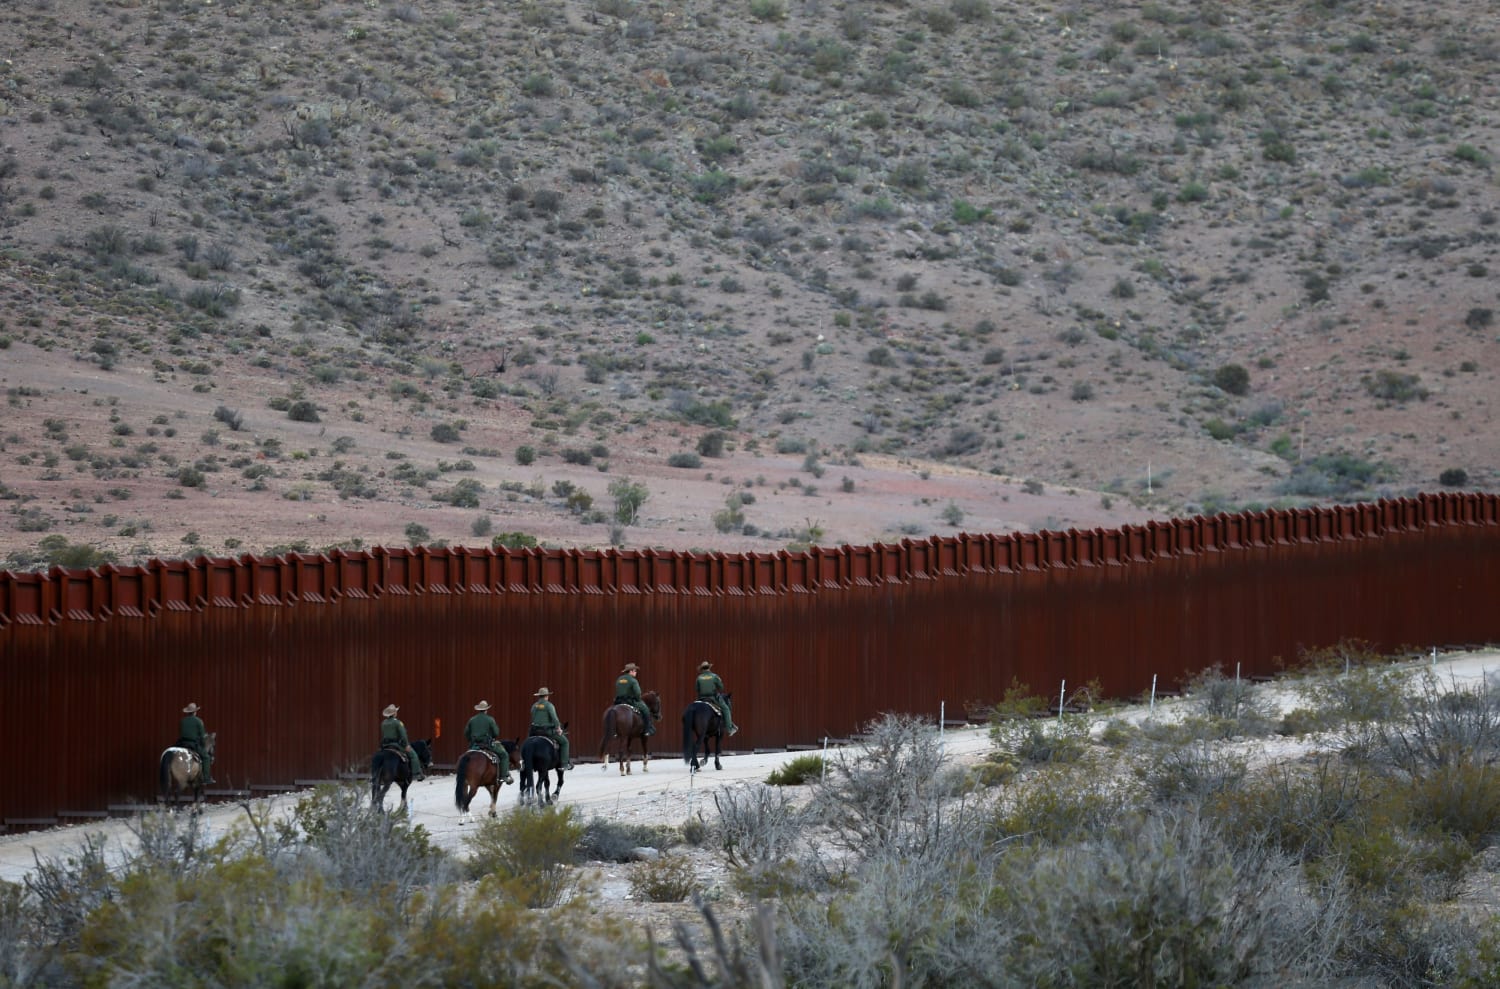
[643,721,655,737]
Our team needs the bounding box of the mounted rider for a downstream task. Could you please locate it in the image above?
[464,700,512,784]
[177,702,215,784]
[380,703,424,782]
[694,662,738,736]
[613,662,655,736]
[529,687,573,770]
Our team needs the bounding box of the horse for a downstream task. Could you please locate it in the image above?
[371,738,432,813]
[599,690,662,776]
[517,729,567,807]
[455,739,519,823]
[159,732,216,807]
[683,693,730,773]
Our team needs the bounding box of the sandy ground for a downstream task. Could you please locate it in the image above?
[5,650,1497,891]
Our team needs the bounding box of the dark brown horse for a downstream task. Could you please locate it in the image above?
[455,739,519,823]
[683,694,730,773]
[599,690,662,776]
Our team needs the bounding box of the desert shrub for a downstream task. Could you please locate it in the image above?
[814,714,964,859]
[1373,673,1500,774]
[464,806,581,906]
[577,819,679,863]
[515,444,536,465]
[1440,467,1469,487]
[430,422,461,443]
[991,714,1092,765]
[628,855,700,902]
[492,531,539,550]
[989,766,1142,844]
[1213,362,1250,395]
[1183,663,1277,735]
[286,400,320,423]
[1139,738,1249,804]
[1401,762,1500,849]
[24,831,117,950]
[696,430,727,458]
[766,753,824,785]
[998,813,1340,985]
[713,784,805,871]
[1363,369,1428,403]
[291,785,450,908]
[1211,756,1372,863]
[667,451,702,469]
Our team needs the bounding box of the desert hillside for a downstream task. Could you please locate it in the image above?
[0,0,1496,566]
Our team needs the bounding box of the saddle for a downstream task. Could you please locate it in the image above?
[380,741,407,755]
[527,727,560,752]
[470,745,501,767]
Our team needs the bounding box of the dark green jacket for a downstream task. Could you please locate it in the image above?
[614,672,642,703]
[530,699,562,731]
[695,671,725,698]
[178,714,207,751]
[381,716,410,747]
[465,713,500,748]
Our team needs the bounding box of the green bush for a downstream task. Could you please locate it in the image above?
[492,531,538,550]
[667,451,702,469]
[286,400,320,423]
[1214,363,1250,395]
[464,806,582,906]
[766,753,825,785]
[577,819,679,863]
[628,855,701,902]
[515,445,536,465]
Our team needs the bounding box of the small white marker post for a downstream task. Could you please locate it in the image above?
[1058,680,1066,719]
[939,701,946,757]
[821,735,830,783]
[1432,646,1438,668]
[1150,674,1158,713]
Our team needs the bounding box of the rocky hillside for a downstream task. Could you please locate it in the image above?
[0,0,1496,564]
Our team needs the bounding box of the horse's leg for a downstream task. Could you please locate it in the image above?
[642,732,650,773]
[714,731,723,771]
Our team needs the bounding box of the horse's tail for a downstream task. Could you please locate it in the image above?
[683,706,695,765]
[159,749,174,795]
[454,752,471,810]
[599,708,613,759]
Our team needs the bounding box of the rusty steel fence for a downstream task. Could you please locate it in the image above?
[2,492,1498,827]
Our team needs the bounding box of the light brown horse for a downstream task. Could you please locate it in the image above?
[599,690,661,775]
[159,732,216,807]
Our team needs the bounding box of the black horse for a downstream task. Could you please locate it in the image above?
[517,730,567,807]
[683,694,730,773]
[371,738,432,812]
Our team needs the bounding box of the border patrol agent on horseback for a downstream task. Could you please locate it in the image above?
[380,703,424,781]
[695,662,738,736]
[614,662,655,737]
[177,702,215,784]
[465,700,512,784]
[529,687,573,770]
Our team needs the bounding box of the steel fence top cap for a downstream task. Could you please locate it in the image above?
[382,704,399,717]
[534,687,551,697]
[182,702,200,714]
[474,700,490,711]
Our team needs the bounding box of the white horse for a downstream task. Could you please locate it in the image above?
[159,732,216,807]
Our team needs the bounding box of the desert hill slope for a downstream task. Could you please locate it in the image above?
[0,0,1495,564]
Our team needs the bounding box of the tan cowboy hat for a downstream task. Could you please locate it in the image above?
[474,700,490,711]
[622,662,639,673]
[182,702,201,714]
[698,662,712,671]
[534,687,551,697]
[382,704,399,717]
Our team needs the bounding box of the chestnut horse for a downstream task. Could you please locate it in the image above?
[599,690,661,775]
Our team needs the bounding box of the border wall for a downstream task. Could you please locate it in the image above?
[2,492,1497,827]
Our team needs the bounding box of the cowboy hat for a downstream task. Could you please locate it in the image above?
[182,702,201,714]
[622,662,639,673]
[382,704,400,717]
[698,662,712,671]
[474,700,490,711]
[534,687,551,697]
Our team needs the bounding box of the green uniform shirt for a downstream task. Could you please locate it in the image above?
[381,716,410,747]
[614,672,642,703]
[179,714,207,747]
[696,671,725,698]
[465,713,500,748]
[531,699,561,730]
